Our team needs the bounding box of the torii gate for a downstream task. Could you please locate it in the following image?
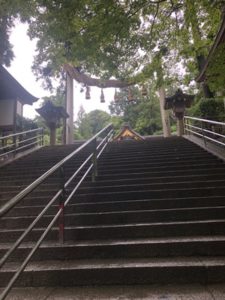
[64,64,133,144]
[64,64,171,144]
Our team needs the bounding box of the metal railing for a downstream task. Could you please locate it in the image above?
[0,123,114,300]
[184,116,225,148]
[0,128,43,161]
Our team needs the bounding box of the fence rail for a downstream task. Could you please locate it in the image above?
[0,128,43,161]
[0,123,114,300]
[184,116,225,148]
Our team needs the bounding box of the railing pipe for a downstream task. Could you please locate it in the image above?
[184,116,225,126]
[0,124,112,217]
[184,116,225,148]
[0,128,43,141]
[0,189,63,269]
[91,138,98,182]
[0,124,114,300]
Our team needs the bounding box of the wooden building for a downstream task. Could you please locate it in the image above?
[196,14,225,84]
[0,65,38,135]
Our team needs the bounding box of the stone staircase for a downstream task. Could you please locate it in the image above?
[1,136,225,290]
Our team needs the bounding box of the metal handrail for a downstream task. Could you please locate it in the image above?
[184,116,225,148]
[0,124,112,217]
[0,124,114,300]
[184,116,225,126]
[0,128,42,141]
[0,128,43,160]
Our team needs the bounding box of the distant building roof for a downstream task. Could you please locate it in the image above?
[114,124,144,141]
[196,14,225,82]
[0,65,38,104]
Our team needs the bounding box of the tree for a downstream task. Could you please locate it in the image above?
[2,1,224,96]
[75,109,111,139]
[109,85,163,136]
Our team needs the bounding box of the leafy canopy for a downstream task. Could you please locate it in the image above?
[1,0,223,91]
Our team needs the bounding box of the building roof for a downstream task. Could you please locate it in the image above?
[114,124,144,141]
[0,65,38,104]
[196,15,225,82]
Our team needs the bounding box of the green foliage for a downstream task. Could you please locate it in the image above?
[188,98,225,121]
[206,43,225,93]
[109,86,162,135]
[75,109,111,140]
[16,114,38,131]
[1,0,222,91]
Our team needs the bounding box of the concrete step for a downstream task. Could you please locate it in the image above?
[81,173,225,188]
[1,257,225,287]
[6,195,225,217]
[96,158,220,171]
[2,184,223,207]
[98,152,215,164]
[97,162,224,175]
[1,219,225,242]
[95,166,225,181]
[2,206,225,229]
[77,179,225,194]
[74,186,225,203]
[1,236,225,262]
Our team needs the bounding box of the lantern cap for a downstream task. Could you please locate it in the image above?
[164,89,195,110]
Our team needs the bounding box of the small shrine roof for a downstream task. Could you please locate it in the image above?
[0,65,38,104]
[114,124,144,141]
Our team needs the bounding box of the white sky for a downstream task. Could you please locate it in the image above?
[7,22,114,120]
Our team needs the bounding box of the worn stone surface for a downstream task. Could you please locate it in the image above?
[2,284,225,300]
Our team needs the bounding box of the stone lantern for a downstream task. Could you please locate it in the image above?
[36,101,69,145]
[164,89,195,136]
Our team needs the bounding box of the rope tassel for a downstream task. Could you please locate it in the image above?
[100,88,105,103]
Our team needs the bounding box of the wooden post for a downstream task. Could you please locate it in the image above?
[66,72,74,144]
[177,118,184,136]
[158,87,171,137]
[50,125,56,146]
[13,101,17,154]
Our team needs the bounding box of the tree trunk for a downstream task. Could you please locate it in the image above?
[66,72,74,144]
[158,87,171,137]
[50,125,56,146]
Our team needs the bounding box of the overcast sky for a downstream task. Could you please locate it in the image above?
[7,22,114,120]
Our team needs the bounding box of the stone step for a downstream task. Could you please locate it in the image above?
[81,173,225,188]
[6,195,225,217]
[77,179,225,194]
[2,206,225,229]
[98,152,214,164]
[74,186,225,203]
[1,236,225,262]
[1,184,223,207]
[1,257,225,287]
[97,162,224,175]
[94,167,225,182]
[1,219,225,242]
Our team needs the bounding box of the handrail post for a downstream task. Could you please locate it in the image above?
[92,138,98,182]
[41,128,44,146]
[59,167,66,244]
[201,121,206,146]
[12,134,17,157]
